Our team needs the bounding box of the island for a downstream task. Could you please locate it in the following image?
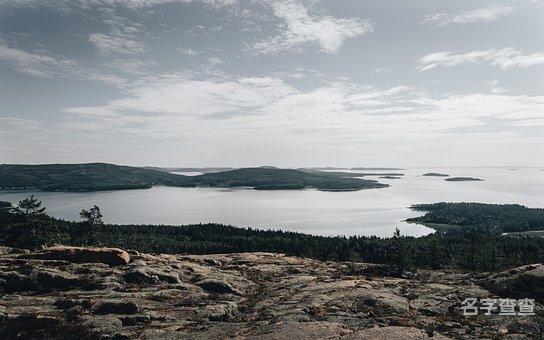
[0,163,388,192]
[422,172,449,177]
[444,177,483,182]
[147,166,236,173]
[351,167,404,170]
[379,176,402,179]
[300,169,404,177]
[407,202,544,233]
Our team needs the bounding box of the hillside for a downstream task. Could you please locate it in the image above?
[0,163,387,192]
[0,245,541,339]
[0,163,187,191]
[190,167,388,191]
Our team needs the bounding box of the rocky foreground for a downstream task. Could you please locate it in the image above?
[0,246,543,339]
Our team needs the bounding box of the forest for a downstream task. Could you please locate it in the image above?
[0,163,386,192]
[2,198,544,273]
[408,202,544,233]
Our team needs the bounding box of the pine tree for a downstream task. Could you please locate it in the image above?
[15,195,46,220]
[79,205,103,245]
[387,227,412,275]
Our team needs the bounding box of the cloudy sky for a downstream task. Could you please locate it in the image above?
[1,0,543,167]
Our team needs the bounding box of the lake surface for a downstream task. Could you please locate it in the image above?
[1,167,543,237]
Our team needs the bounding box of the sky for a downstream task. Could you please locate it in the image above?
[0,0,543,167]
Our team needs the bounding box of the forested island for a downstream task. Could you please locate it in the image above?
[351,167,404,170]
[422,172,450,177]
[408,202,544,233]
[445,177,483,182]
[0,163,387,192]
[2,198,544,272]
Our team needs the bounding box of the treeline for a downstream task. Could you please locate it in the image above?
[2,199,544,272]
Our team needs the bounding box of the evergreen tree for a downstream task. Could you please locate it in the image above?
[79,205,103,245]
[387,228,412,275]
[15,195,46,220]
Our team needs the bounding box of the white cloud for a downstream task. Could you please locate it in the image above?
[485,80,507,94]
[177,48,200,55]
[371,67,393,74]
[0,43,125,84]
[247,0,373,55]
[207,56,223,65]
[61,73,544,147]
[0,117,42,130]
[113,0,236,8]
[421,6,515,27]
[88,33,146,55]
[417,48,544,71]
[0,43,77,78]
[0,0,236,10]
[64,74,297,118]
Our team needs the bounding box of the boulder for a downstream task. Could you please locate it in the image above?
[204,302,238,321]
[0,271,35,292]
[123,266,181,285]
[196,278,241,295]
[30,268,82,290]
[482,264,544,302]
[92,300,139,315]
[20,246,130,266]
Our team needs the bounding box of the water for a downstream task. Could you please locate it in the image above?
[1,167,543,237]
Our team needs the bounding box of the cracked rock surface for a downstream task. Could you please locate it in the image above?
[0,246,541,339]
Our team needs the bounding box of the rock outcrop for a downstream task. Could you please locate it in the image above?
[19,245,130,266]
[480,263,544,302]
[0,246,541,339]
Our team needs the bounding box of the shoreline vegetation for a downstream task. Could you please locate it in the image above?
[2,198,544,272]
[0,163,389,192]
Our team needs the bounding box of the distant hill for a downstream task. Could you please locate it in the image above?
[187,167,387,191]
[351,167,404,170]
[445,177,483,182]
[297,167,349,171]
[0,163,387,192]
[423,172,450,177]
[300,169,404,177]
[0,163,190,191]
[146,167,236,173]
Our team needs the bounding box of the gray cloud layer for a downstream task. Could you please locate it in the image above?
[0,0,543,166]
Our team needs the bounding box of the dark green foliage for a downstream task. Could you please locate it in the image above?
[409,202,544,233]
[0,163,387,192]
[0,201,12,208]
[78,205,104,245]
[386,228,412,275]
[15,195,46,219]
[0,163,189,191]
[79,205,103,226]
[2,200,544,272]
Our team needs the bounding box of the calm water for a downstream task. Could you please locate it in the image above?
[1,167,543,237]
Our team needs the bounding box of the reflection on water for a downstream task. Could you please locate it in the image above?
[1,167,543,237]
